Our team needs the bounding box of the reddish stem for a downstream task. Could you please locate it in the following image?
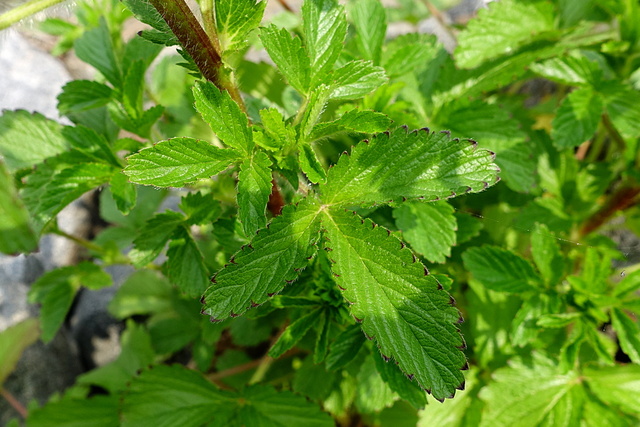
[579,185,640,236]
[267,179,285,216]
[1,388,28,419]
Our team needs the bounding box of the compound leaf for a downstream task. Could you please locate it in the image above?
[202,199,322,320]
[238,151,273,236]
[321,127,499,207]
[124,137,240,187]
[322,208,466,401]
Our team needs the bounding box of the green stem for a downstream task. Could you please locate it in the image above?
[0,0,65,30]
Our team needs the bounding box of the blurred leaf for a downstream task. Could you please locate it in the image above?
[0,318,39,384]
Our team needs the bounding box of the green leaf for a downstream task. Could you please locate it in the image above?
[122,60,146,119]
[165,227,210,297]
[455,0,555,69]
[57,80,113,114]
[260,25,311,95]
[355,355,397,413]
[214,0,266,53]
[0,110,69,173]
[202,199,322,320]
[417,368,478,426]
[310,109,391,141]
[582,396,638,427]
[124,137,240,187]
[193,81,253,154]
[584,364,640,415]
[299,142,326,184]
[122,0,178,45]
[292,358,340,401]
[74,18,122,86]
[238,151,272,236]
[77,321,155,393]
[326,324,366,371]
[328,60,387,101]
[462,246,542,293]
[22,162,115,233]
[611,308,640,364]
[536,312,582,328]
[478,355,581,427]
[552,87,603,149]
[350,0,386,64]
[0,161,37,254]
[269,308,324,357]
[373,351,427,409]
[62,125,121,168]
[321,127,499,207]
[258,108,297,151]
[393,201,456,264]
[382,33,438,78]
[179,191,222,226]
[28,395,120,427]
[121,364,235,427]
[28,263,111,343]
[529,51,604,86]
[108,270,175,318]
[321,208,466,401]
[531,223,565,286]
[129,211,185,267]
[0,318,39,384]
[299,84,333,140]
[302,0,347,85]
[109,172,137,215]
[602,83,640,140]
[614,269,640,298]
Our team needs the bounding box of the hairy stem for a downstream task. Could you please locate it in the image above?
[0,0,64,30]
[579,184,640,237]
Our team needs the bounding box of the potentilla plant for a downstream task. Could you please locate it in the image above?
[1,0,640,425]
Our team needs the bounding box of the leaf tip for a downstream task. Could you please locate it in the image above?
[210,316,223,323]
[456,381,466,391]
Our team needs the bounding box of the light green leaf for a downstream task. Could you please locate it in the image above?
[57,80,113,114]
[166,227,210,298]
[259,108,296,151]
[310,109,391,141]
[417,368,478,426]
[0,318,39,384]
[109,172,137,215]
[121,365,235,427]
[0,110,69,173]
[393,201,456,264]
[328,60,387,101]
[108,270,175,318]
[536,312,582,328]
[302,0,347,85]
[382,33,438,78]
[462,246,542,293]
[74,18,122,86]
[582,396,638,427]
[529,52,604,86]
[355,355,397,413]
[322,208,466,401]
[584,364,640,415]
[238,151,272,236]
[260,25,311,95]
[269,308,324,358]
[603,83,640,140]
[326,324,366,371]
[611,308,640,364]
[531,223,565,285]
[350,0,386,64]
[124,137,240,187]
[373,351,427,409]
[62,125,121,168]
[129,211,185,267]
[202,199,322,320]
[478,355,581,427]
[614,270,640,298]
[299,142,326,184]
[0,161,37,254]
[193,81,253,153]
[28,395,120,427]
[122,0,178,46]
[552,87,602,149]
[455,0,556,69]
[122,60,146,119]
[321,127,499,207]
[215,0,266,53]
[299,84,333,141]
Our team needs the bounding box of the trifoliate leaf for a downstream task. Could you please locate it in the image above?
[328,60,387,101]
[129,211,185,267]
[74,18,122,86]
[299,142,326,184]
[455,0,556,69]
[350,0,386,64]
[310,109,391,141]
[202,199,322,320]
[0,110,69,173]
[57,80,113,114]
[302,0,347,85]
[584,364,640,415]
[0,161,37,254]
[373,351,427,409]
[321,127,499,207]
[462,246,542,293]
[0,318,39,384]
[552,87,603,149]
[382,33,438,78]
[121,365,235,427]
[215,0,266,54]
[238,151,272,235]
[260,25,311,95]
[478,355,582,427]
[393,201,456,264]
[28,395,120,427]
[269,307,324,358]
[326,324,367,371]
[193,81,253,154]
[166,227,210,298]
[531,223,565,286]
[321,209,466,401]
[124,137,240,187]
[611,308,640,364]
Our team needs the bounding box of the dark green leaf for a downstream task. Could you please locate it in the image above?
[108,270,176,318]
[62,125,121,168]
[326,324,366,371]
[269,308,324,357]
[179,191,222,226]
[611,308,640,364]
[129,211,185,267]
[373,351,427,409]
[462,246,542,293]
[57,80,113,114]
[28,395,120,427]
[552,87,602,149]
[165,227,210,297]
[109,172,137,215]
[74,18,122,86]
[238,151,272,235]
